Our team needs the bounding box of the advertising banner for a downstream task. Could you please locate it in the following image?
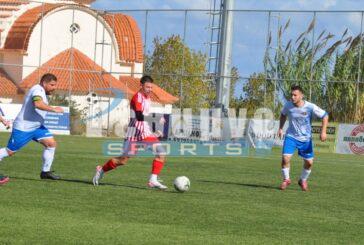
[0,103,70,135]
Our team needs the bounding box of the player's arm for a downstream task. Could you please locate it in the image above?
[135,111,144,121]
[0,115,10,129]
[278,114,287,139]
[313,104,329,142]
[0,115,5,124]
[132,94,144,121]
[0,107,10,128]
[33,96,64,113]
[320,114,329,142]
[278,102,290,139]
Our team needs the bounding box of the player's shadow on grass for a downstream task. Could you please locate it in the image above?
[11,176,183,193]
[57,178,201,194]
[11,176,149,190]
[198,179,280,190]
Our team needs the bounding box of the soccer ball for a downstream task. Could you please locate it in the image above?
[173,176,190,192]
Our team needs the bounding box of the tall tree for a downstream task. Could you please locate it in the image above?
[231,73,275,117]
[145,35,211,110]
[145,35,239,111]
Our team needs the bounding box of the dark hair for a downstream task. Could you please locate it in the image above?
[40,73,57,84]
[140,75,153,84]
[291,85,303,93]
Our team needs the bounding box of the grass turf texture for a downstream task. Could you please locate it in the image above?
[0,133,363,244]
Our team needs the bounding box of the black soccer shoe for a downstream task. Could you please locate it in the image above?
[40,171,61,180]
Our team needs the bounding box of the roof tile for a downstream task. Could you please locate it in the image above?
[0,68,21,96]
[20,48,177,104]
[103,13,144,63]
[4,4,61,50]
[20,48,135,96]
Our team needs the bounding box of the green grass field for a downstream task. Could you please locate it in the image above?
[0,133,363,244]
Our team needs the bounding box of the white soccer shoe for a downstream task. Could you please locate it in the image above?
[147,180,168,190]
[92,165,104,186]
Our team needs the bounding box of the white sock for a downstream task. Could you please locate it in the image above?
[42,147,55,172]
[149,174,158,182]
[300,168,311,181]
[281,167,290,180]
[0,148,9,161]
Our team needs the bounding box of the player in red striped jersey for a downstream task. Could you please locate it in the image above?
[92,75,168,189]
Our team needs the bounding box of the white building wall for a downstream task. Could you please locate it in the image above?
[133,62,143,78]
[0,97,14,104]
[71,94,130,135]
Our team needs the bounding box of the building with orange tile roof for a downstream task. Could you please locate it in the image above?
[0,0,178,136]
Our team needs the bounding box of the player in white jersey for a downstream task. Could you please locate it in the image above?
[278,85,328,191]
[0,73,64,186]
[92,75,168,189]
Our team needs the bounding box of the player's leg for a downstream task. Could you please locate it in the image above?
[280,154,293,190]
[93,140,135,186]
[280,137,296,190]
[0,148,15,160]
[93,156,130,186]
[1,128,29,160]
[297,140,314,191]
[147,138,168,190]
[0,129,34,185]
[38,137,60,180]
[0,146,14,186]
[148,155,167,189]
[35,126,60,180]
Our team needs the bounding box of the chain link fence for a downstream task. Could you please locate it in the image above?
[0,2,363,136]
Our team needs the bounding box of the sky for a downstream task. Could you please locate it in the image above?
[91,0,364,96]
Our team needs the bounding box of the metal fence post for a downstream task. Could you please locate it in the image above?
[143,10,149,74]
[355,12,364,123]
[309,12,317,102]
[180,10,188,109]
[264,11,271,109]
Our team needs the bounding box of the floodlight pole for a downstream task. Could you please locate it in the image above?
[215,0,234,113]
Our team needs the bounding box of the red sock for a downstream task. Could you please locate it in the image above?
[102,159,117,172]
[151,159,164,175]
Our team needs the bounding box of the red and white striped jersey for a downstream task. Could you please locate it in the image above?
[126,91,153,141]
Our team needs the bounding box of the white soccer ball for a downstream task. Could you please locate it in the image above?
[173,176,190,192]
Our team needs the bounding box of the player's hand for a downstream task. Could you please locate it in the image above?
[320,132,327,142]
[159,116,166,125]
[2,120,11,129]
[52,107,64,113]
[154,130,163,138]
[278,129,284,139]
